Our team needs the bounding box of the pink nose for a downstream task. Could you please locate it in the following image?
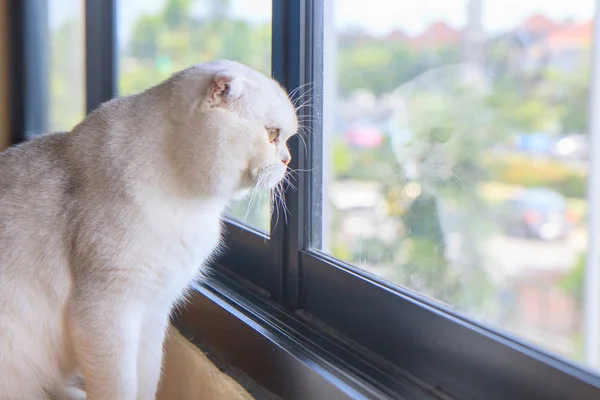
[282,158,291,167]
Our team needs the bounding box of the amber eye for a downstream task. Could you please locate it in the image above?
[267,128,280,143]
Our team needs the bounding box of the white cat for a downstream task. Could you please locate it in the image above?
[389,63,492,196]
[0,60,297,400]
[388,63,499,308]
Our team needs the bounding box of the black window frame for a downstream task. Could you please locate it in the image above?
[7,0,600,398]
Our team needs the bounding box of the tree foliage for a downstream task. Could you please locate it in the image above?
[120,0,271,95]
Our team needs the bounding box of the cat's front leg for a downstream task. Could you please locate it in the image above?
[54,385,88,400]
[136,310,171,400]
[70,297,143,400]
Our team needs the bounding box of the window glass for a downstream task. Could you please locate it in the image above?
[49,0,85,132]
[117,0,272,232]
[316,0,598,369]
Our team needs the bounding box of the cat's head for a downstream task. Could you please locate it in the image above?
[167,60,298,198]
[389,64,491,195]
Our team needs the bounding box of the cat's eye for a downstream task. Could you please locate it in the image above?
[267,128,280,143]
[430,127,452,143]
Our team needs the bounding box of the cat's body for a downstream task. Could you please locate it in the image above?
[0,60,297,399]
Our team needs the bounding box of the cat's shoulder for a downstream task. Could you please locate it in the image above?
[0,132,70,191]
[0,131,68,160]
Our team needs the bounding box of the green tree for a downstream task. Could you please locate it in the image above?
[562,252,585,308]
[129,15,161,59]
[49,19,85,132]
[336,33,461,97]
[164,0,192,28]
[120,0,271,95]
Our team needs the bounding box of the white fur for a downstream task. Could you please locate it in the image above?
[0,60,297,399]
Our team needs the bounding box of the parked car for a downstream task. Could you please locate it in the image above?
[500,188,573,241]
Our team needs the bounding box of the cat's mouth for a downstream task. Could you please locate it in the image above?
[401,164,459,197]
[404,159,454,181]
[403,160,419,179]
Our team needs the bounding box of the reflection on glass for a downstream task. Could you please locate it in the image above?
[117,0,272,231]
[49,0,85,132]
[319,0,596,368]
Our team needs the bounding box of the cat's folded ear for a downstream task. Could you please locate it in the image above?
[205,72,244,108]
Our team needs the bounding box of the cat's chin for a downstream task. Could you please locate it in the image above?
[247,163,286,191]
[232,188,252,200]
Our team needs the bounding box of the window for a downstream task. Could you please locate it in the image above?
[10,0,86,139]
[315,0,598,370]
[9,0,600,398]
[48,0,85,133]
[116,0,273,232]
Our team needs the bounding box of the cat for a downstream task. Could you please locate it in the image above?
[388,63,500,309]
[389,63,493,196]
[0,60,297,400]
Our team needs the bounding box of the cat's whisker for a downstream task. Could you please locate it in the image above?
[269,189,278,229]
[277,182,290,225]
[298,121,319,131]
[270,181,282,229]
[290,81,320,100]
[399,178,410,193]
[298,124,318,140]
[296,104,322,115]
[395,176,411,201]
[302,123,320,134]
[289,82,315,101]
[271,182,288,228]
[298,121,321,131]
[392,167,407,179]
[299,88,322,100]
[283,187,290,223]
[297,119,322,128]
[242,186,260,229]
[241,192,254,227]
[453,173,475,197]
[447,176,460,197]
[283,174,298,191]
[292,84,321,107]
[298,113,321,119]
[441,180,452,197]
[287,167,314,173]
[254,190,267,229]
[297,113,322,121]
[295,95,322,113]
[293,95,320,111]
[296,129,309,153]
[448,176,461,195]
[297,125,313,138]
[243,173,270,228]
[293,95,317,111]
[272,198,280,230]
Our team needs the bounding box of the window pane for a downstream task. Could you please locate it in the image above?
[316,0,598,370]
[117,0,272,232]
[49,0,85,132]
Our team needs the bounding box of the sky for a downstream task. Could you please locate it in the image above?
[334,0,595,35]
[49,0,596,43]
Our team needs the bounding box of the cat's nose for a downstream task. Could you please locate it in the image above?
[282,158,291,167]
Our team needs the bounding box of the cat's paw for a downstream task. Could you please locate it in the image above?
[55,386,87,400]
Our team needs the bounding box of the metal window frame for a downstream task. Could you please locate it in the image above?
[7,0,600,398]
[85,0,117,113]
[7,0,49,143]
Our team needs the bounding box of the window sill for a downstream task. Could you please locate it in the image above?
[174,267,443,400]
